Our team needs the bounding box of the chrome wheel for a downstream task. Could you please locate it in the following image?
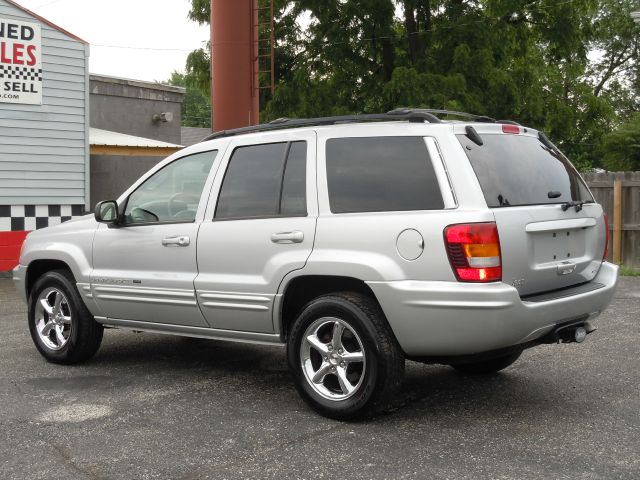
[34,287,72,351]
[300,317,366,401]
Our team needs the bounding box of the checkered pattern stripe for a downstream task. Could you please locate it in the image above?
[0,65,43,81]
[0,205,85,232]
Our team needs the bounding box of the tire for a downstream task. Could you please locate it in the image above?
[28,269,103,364]
[287,292,404,420]
[451,350,522,375]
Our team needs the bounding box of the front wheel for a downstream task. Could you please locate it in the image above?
[287,292,404,420]
[28,270,104,364]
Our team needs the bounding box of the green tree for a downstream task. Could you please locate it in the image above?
[600,114,640,171]
[186,0,640,170]
[166,71,211,128]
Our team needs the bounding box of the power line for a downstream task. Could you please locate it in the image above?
[34,0,66,9]
[85,0,589,53]
[92,44,197,52]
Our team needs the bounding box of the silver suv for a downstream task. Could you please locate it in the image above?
[13,109,618,419]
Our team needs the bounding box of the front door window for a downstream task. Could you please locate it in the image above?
[123,150,217,224]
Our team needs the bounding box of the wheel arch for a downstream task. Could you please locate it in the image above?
[26,259,75,298]
[277,274,385,342]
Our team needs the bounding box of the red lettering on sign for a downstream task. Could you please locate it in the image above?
[26,45,36,66]
[0,42,9,63]
[12,43,24,65]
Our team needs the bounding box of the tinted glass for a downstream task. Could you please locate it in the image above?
[280,141,307,216]
[326,137,444,213]
[457,134,593,208]
[215,142,287,219]
[124,150,217,224]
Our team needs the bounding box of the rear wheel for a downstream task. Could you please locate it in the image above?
[287,292,404,420]
[451,350,522,374]
[28,270,103,364]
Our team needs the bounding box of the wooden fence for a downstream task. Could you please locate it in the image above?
[583,171,640,269]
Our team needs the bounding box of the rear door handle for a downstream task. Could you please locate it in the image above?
[162,235,190,247]
[271,231,304,244]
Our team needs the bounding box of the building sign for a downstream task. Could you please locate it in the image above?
[0,18,42,105]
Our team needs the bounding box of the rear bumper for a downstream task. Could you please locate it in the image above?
[367,262,619,357]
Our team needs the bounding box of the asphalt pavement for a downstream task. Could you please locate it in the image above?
[1,276,638,480]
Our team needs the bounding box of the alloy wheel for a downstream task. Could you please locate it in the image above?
[34,287,72,351]
[300,317,366,401]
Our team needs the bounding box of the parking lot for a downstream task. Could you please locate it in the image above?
[0,275,638,480]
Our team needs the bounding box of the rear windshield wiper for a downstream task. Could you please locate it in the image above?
[497,194,511,207]
[465,126,484,146]
[561,200,585,212]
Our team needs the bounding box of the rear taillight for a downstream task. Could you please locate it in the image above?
[603,213,610,261]
[444,222,502,282]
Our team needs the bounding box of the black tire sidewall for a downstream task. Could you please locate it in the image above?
[28,271,89,363]
[287,295,385,419]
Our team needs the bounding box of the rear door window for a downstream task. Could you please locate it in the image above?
[325,136,444,213]
[457,134,593,208]
[215,141,307,220]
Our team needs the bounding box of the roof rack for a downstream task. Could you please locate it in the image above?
[202,110,441,141]
[389,108,496,123]
[201,108,517,142]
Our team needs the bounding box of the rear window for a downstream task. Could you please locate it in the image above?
[326,136,444,213]
[457,133,593,208]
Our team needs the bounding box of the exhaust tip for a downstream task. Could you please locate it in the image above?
[574,326,587,343]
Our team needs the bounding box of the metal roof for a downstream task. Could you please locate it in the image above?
[90,128,183,149]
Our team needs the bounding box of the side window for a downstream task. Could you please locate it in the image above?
[325,136,444,213]
[123,150,217,224]
[280,141,307,216]
[215,141,307,220]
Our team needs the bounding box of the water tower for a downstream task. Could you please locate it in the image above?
[210,0,274,131]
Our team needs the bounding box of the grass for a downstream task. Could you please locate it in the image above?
[619,264,640,277]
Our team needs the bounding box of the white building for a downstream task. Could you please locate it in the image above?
[0,0,89,269]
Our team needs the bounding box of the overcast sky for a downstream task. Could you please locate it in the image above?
[16,0,210,82]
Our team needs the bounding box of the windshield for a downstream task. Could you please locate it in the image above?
[457,133,593,208]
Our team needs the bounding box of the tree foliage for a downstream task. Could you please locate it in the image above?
[186,0,640,170]
[166,71,211,128]
[600,113,640,170]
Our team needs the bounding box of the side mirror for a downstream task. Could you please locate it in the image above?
[94,200,119,224]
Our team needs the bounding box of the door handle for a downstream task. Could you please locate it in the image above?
[271,231,304,244]
[162,235,190,247]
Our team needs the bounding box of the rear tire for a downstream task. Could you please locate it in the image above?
[28,270,103,364]
[287,292,404,420]
[451,350,522,374]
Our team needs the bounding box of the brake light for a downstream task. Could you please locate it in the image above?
[501,124,520,134]
[444,222,502,282]
[603,213,610,261]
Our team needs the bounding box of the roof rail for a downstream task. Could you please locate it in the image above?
[200,108,513,142]
[389,108,496,123]
[496,119,522,126]
[202,111,441,141]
